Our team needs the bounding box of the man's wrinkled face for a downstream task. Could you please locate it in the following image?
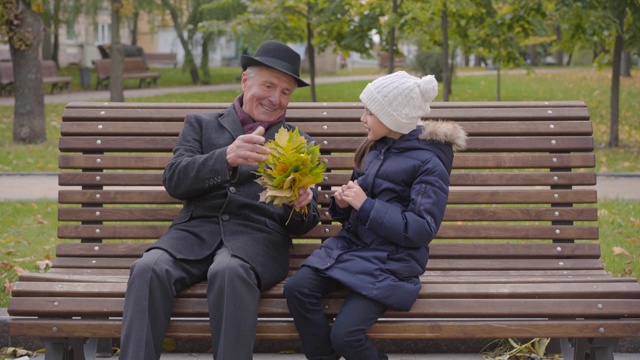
[241,66,297,123]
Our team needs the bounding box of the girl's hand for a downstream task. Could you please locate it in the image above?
[336,180,367,210]
[333,185,350,209]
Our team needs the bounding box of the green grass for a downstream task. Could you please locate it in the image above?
[1,67,639,172]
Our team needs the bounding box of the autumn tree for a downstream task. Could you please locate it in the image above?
[0,0,46,143]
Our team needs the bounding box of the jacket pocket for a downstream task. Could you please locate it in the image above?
[170,209,192,226]
[264,218,290,239]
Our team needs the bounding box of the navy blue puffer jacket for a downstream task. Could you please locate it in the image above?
[301,120,467,311]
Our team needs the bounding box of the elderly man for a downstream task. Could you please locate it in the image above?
[119,40,320,360]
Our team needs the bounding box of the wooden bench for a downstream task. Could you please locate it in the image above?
[144,52,178,68]
[0,60,73,95]
[8,101,640,360]
[93,57,160,90]
[41,60,72,94]
[0,61,13,96]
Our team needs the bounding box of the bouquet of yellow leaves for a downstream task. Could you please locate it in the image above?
[255,127,326,219]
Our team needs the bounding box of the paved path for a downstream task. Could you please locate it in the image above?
[1,172,639,201]
[0,75,380,106]
[0,68,587,106]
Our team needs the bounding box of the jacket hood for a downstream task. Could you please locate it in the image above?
[417,120,467,152]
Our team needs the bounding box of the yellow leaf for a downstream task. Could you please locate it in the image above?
[612,246,631,256]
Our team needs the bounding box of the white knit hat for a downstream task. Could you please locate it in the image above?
[359,71,438,134]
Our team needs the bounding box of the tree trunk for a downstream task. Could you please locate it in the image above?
[621,51,631,77]
[51,0,60,66]
[307,18,316,102]
[162,0,200,84]
[528,44,537,66]
[41,0,53,60]
[387,0,399,74]
[12,0,46,143]
[131,10,139,46]
[441,4,449,101]
[554,26,564,66]
[608,6,625,147]
[200,31,213,85]
[110,0,125,102]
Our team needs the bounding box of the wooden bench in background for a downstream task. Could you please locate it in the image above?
[0,62,13,96]
[0,60,72,96]
[144,52,178,68]
[41,60,72,94]
[7,101,640,360]
[93,57,160,90]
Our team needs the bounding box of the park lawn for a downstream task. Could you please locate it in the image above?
[1,67,638,173]
[0,198,638,308]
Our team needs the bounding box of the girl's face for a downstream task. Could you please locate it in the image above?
[360,107,400,140]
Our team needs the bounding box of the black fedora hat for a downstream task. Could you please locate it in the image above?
[241,40,310,87]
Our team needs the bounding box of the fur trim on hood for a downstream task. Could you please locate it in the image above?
[418,120,467,152]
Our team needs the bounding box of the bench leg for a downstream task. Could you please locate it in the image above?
[43,337,99,360]
[559,337,618,360]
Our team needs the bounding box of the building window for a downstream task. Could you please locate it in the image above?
[66,23,76,42]
[97,23,111,45]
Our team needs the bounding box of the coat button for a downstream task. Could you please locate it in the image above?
[221,214,229,221]
[229,187,236,193]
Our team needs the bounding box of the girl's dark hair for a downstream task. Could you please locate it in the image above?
[354,138,374,172]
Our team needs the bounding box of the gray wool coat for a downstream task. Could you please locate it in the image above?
[149,104,321,290]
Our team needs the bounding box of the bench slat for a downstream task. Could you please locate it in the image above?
[57,189,597,205]
[56,223,598,241]
[53,243,601,259]
[9,318,640,340]
[18,270,627,286]
[57,206,598,222]
[57,171,596,187]
[13,281,640,300]
[50,256,604,271]
[9,297,640,318]
[60,120,594,136]
[58,136,595,152]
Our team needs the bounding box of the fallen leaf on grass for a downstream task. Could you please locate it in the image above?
[36,259,53,272]
[4,279,14,294]
[35,214,48,224]
[612,246,631,257]
[624,268,633,275]
[0,346,35,357]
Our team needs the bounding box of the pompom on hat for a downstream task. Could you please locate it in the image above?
[359,71,438,134]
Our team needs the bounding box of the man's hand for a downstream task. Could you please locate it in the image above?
[293,187,314,209]
[226,126,270,167]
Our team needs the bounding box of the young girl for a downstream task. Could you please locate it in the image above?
[284,71,467,360]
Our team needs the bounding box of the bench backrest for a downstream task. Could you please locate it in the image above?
[144,52,177,66]
[57,101,598,271]
[0,62,14,84]
[41,59,59,78]
[93,57,150,79]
